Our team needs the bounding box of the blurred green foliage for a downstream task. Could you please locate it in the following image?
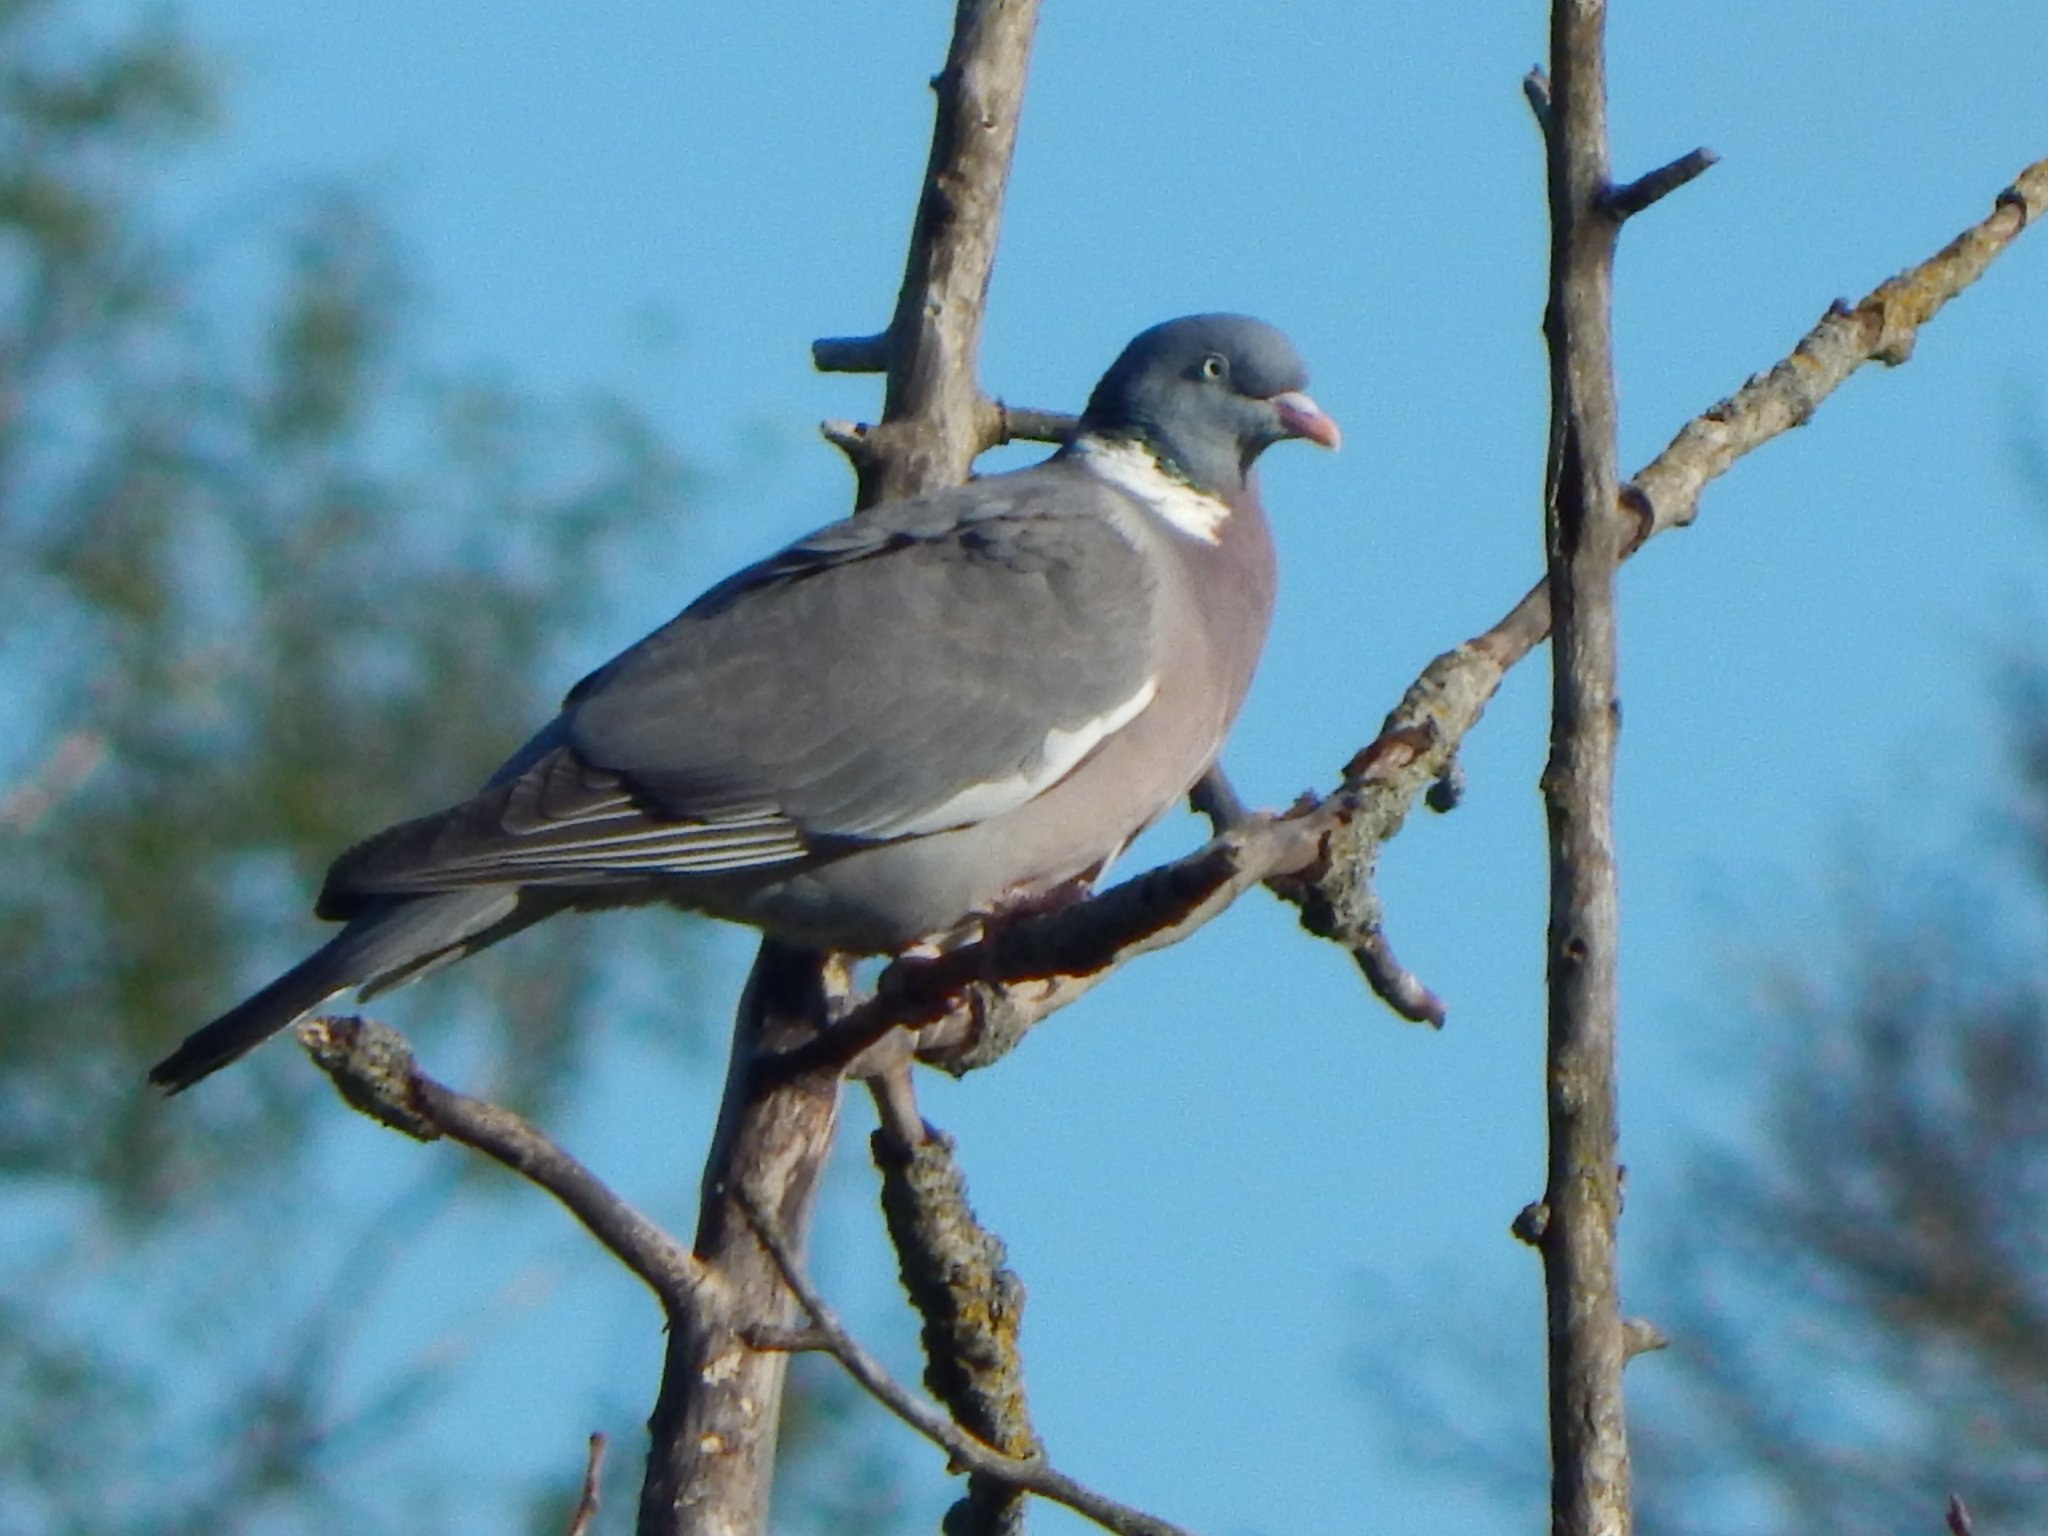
[0,1,700,1528]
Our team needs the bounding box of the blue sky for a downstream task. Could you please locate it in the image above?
[145,5,2048,1532]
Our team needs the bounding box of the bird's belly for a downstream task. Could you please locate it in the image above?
[690,671,1234,954]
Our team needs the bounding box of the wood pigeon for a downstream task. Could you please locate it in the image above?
[151,314,1339,1091]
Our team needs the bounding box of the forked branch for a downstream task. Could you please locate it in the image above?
[739,1190,1199,1536]
[876,155,2048,1062]
[296,1016,705,1304]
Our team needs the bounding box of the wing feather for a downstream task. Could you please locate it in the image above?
[322,458,1163,908]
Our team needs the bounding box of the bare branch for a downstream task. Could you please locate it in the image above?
[1601,147,1718,221]
[1536,4,1634,1534]
[642,944,840,1536]
[818,0,1044,507]
[812,333,892,373]
[1619,1319,1669,1361]
[669,6,1049,1533]
[295,1016,706,1305]
[1280,155,2048,1024]
[1633,159,2047,534]
[990,402,1077,445]
[563,1434,607,1536]
[762,808,1330,1083]
[738,1190,1200,1536]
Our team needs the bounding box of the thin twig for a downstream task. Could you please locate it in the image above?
[1602,147,1718,220]
[744,1196,1017,1458]
[296,1016,705,1305]
[563,1434,607,1536]
[737,1190,1199,1536]
[1524,68,1554,137]
[991,402,1077,444]
[1353,927,1447,1026]
[812,333,892,373]
[1189,766,1251,829]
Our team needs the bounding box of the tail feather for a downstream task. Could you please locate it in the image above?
[150,887,528,1094]
[149,938,360,1093]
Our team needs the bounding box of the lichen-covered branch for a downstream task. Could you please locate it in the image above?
[1634,157,2047,540]
[739,1191,1199,1536]
[873,1130,1037,1535]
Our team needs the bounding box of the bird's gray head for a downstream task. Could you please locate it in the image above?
[1078,314,1340,495]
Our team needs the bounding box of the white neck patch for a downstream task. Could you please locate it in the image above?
[1072,434,1232,545]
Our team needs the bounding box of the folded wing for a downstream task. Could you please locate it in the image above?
[319,467,1162,912]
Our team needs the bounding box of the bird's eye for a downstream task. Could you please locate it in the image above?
[1199,353,1227,381]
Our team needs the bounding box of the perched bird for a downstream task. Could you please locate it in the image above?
[151,314,1339,1092]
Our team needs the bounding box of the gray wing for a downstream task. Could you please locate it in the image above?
[322,462,1161,903]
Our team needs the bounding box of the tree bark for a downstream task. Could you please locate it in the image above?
[640,943,841,1536]
[647,3,1044,1532]
[1535,5,1632,1535]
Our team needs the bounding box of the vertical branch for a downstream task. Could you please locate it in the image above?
[1535,3,1632,1535]
[837,6,1048,1532]
[816,0,1042,507]
[830,6,1046,1529]
[868,0,1039,504]
[641,943,841,1536]
[650,4,1044,1534]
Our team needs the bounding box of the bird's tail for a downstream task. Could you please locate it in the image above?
[149,936,362,1093]
[149,888,527,1094]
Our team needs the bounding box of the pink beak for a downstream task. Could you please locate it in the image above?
[1272,389,1342,450]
